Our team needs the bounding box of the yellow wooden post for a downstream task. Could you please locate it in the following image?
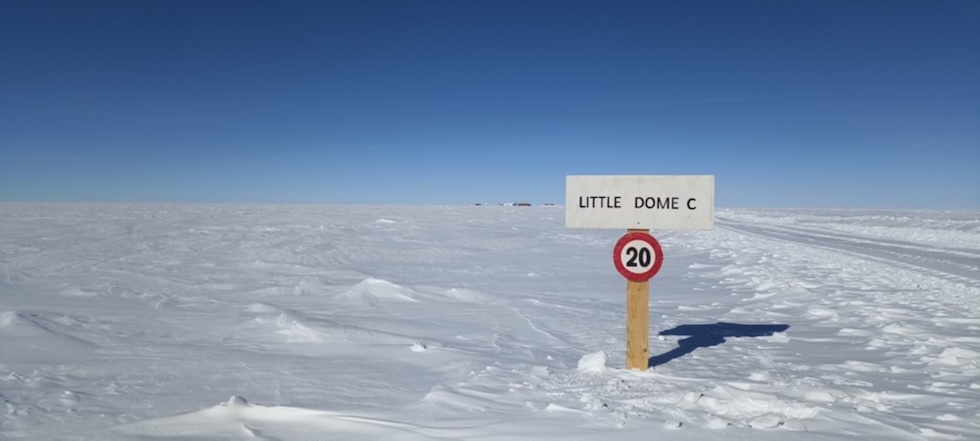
[626,228,650,370]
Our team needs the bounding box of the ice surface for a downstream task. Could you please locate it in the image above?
[0,204,978,440]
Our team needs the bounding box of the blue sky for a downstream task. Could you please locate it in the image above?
[1,0,978,208]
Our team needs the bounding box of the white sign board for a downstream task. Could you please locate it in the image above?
[565,175,715,230]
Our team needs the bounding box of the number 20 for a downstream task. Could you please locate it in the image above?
[625,246,651,268]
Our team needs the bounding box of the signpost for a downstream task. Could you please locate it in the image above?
[566,175,715,370]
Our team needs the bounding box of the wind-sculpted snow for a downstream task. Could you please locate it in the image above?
[0,204,977,440]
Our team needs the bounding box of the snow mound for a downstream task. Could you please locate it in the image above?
[244,312,326,344]
[222,395,252,407]
[245,303,279,313]
[577,351,608,372]
[696,385,821,422]
[272,313,324,343]
[337,278,420,305]
[930,346,980,367]
[116,396,430,439]
[442,287,487,302]
[748,414,784,429]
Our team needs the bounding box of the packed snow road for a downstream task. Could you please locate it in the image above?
[1,204,977,440]
[717,210,980,285]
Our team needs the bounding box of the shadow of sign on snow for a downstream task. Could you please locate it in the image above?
[648,322,789,368]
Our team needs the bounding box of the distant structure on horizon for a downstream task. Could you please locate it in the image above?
[471,202,559,207]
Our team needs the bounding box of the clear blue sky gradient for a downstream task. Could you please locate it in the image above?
[1,0,978,208]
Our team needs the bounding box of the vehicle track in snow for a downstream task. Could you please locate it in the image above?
[716,216,980,289]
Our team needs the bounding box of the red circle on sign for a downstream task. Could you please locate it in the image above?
[613,232,664,282]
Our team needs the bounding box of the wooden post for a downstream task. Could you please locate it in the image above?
[626,228,650,370]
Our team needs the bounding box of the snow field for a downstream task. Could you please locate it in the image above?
[0,204,977,440]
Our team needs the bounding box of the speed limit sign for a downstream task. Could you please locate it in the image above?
[613,232,664,282]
